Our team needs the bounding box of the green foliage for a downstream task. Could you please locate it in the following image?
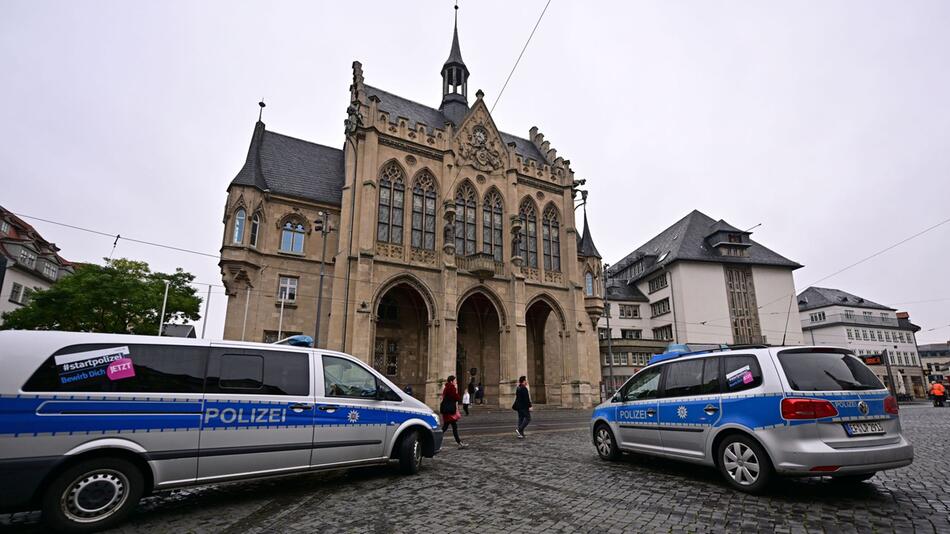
[1,258,201,335]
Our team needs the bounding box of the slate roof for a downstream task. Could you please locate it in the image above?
[608,209,801,281]
[796,287,895,312]
[577,210,601,259]
[364,85,549,164]
[443,21,467,73]
[230,122,345,206]
[605,278,648,302]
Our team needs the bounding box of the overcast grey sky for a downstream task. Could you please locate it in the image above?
[2,1,948,343]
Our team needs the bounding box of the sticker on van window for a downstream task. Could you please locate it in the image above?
[106,358,136,381]
[726,365,753,388]
[54,346,131,385]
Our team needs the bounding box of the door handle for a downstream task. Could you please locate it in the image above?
[704,404,719,415]
[646,409,656,417]
[318,405,339,413]
[290,404,313,412]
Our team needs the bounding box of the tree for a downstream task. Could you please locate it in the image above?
[1,258,201,335]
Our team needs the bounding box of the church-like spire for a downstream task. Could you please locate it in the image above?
[440,1,470,125]
[578,207,602,259]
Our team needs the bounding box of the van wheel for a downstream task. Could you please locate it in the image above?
[397,430,423,475]
[594,424,621,461]
[42,457,144,533]
[717,435,773,494]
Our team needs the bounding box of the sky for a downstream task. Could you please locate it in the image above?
[1,0,948,343]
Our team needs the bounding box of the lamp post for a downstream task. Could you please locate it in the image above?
[157,280,170,336]
[314,211,333,348]
[604,263,616,396]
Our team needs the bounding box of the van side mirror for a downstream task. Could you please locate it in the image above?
[611,393,622,403]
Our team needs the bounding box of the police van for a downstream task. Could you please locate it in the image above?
[0,330,442,532]
[591,346,914,493]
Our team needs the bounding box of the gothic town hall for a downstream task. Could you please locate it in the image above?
[219,19,605,409]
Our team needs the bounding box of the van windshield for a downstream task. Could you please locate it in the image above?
[778,352,884,391]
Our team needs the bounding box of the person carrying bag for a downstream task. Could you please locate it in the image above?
[440,375,468,449]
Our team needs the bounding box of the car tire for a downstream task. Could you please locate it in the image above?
[397,430,423,475]
[830,473,876,484]
[594,423,621,461]
[717,434,773,494]
[41,456,144,533]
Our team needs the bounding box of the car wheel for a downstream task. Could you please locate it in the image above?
[42,457,144,533]
[830,473,876,484]
[398,430,423,475]
[717,435,773,494]
[594,424,621,461]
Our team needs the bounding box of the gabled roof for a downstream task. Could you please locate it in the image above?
[608,209,801,281]
[797,287,896,312]
[577,210,601,259]
[230,122,344,206]
[364,84,548,163]
[605,278,648,302]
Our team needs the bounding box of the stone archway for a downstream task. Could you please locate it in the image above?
[525,295,565,405]
[457,291,503,406]
[372,283,430,402]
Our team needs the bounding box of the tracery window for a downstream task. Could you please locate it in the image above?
[542,206,560,272]
[280,221,306,254]
[232,209,246,244]
[482,189,504,262]
[455,182,477,256]
[411,171,437,250]
[249,213,261,248]
[519,200,538,268]
[377,162,405,245]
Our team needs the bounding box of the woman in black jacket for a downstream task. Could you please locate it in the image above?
[512,375,532,438]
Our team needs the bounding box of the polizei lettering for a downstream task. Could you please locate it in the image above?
[619,409,649,420]
[204,407,286,425]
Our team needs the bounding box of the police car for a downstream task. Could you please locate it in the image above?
[591,345,913,493]
[0,331,442,532]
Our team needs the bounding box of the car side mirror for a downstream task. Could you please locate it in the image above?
[611,394,622,403]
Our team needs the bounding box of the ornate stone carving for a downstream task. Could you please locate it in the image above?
[375,242,403,259]
[524,267,540,281]
[411,247,438,265]
[344,102,363,135]
[543,271,563,284]
[405,155,417,167]
[454,104,506,173]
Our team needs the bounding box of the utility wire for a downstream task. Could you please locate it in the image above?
[490,0,553,114]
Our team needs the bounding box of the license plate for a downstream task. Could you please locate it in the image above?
[845,422,885,436]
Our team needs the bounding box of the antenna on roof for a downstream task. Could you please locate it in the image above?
[258,99,266,122]
[744,223,761,232]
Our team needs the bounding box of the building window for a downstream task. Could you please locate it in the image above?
[280,221,306,254]
[648,274,668,293]
[277,277,298,303]
[880,312,889,320]
[621,329,641,340]
[411,171,437,251]
[232,209,246,244]
[653,325,673,341]
[897,332,905,343]
[598,328,609,340]
[619,304,640,318]
[619,353,628,365]
[877,331,884,341]
[885,331,892,342]
[863,311,873,319]
[377,162,405,245]
[862,330,869,341]
[631,261,644,277]
[482,189,503,261]
[809,311,826,322]
[0,221,8,234]
[612,353,622,366]
[651,298,671,317]
[42,262,58,280]
[455,182,477,256]
[542,206,561,272]
[846,328,853,340]
[9,282,23,304]
[518,199,538,268]
[18,249,37,269]
[22,287,34,305]
[844,309,854,319]
[585,272,594,296]
[724,265,762,345]
[249,213,261,248]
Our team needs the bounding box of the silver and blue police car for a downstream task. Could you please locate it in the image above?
[591,345,914,493]
[0,331,442,532]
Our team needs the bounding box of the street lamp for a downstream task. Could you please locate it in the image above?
[314,211,334,348]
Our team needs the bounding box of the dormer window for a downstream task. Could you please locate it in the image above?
[728,234,742,243]
[632,260,644,276]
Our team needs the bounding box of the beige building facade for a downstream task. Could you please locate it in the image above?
[219,21,604,409]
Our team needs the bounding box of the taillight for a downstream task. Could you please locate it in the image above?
[781,398,839,420]
[884,395,899,415]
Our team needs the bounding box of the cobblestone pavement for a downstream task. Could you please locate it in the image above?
[3,404,950,533]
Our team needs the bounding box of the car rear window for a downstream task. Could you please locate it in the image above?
[778,351,884,391]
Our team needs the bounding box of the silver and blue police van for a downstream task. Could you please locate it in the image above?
[0,330,442,532]
[591,345,913,493]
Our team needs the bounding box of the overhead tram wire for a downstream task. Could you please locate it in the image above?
[490,0,553,114]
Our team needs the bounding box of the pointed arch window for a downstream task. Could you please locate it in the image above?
[585,272,594,296]
[482,189,504,262]
[411,171,437,250]
[455,182,477,256]
[249,213,261,248]
[377,162,405,245]
[542,206,561,272]
[519,200,538,268]
[232,209,246,244]
[280,221,305,254]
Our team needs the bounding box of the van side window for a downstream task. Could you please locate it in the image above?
[721,355,763,392]
[22,343,206,393]
[620,367,662,402]
[323,356,379,399]
[206,349,309,396]
[701,357,721,394]
[662,359,705,398]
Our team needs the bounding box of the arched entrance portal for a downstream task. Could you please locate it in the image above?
[526,298,564,405]
[372,283,429,401]
[457,291,501,406]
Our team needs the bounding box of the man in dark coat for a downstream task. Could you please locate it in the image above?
[513,375,532,438]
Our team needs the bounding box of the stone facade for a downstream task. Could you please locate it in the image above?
[219,22,604,409]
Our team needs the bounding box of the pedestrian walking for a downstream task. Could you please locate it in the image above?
[462,388,471,415]
[440,375,468,449]
[475,382,484,405]
[512,375,532,438]
[930,381,946,407]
